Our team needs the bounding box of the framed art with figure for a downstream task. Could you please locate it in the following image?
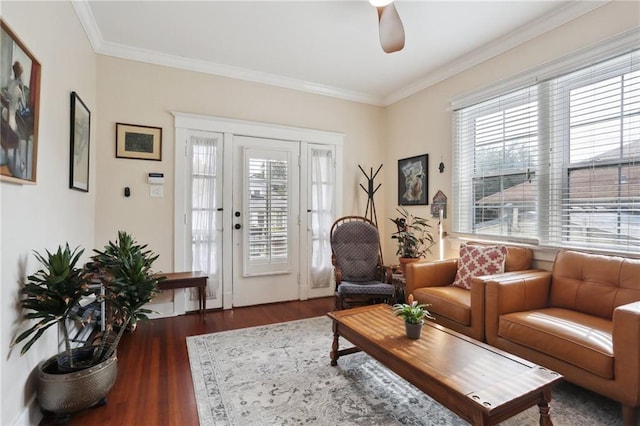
[398,154,428,205]
[0,19,42,184]
[70,91,90,192]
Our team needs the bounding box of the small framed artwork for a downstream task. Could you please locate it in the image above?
[69,92,90,192]
[398,154,428,205]
[1,19,42,184]
[116,122,162,161]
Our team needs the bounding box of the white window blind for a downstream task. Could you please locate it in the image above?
[453,86,539,242]
[453,48,640,254]
[246,152,289,265]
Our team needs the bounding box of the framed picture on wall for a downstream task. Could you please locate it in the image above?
[398,154,428,205]
[69,92,90,192]
[0,19,42,184]
[115,122,162,161]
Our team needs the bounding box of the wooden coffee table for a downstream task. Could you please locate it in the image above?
[327,304,563,426]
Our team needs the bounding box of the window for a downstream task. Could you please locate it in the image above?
[247,155,289,263]
[454,47,640,254]
[308,145,335,289]
[190,133,222,297]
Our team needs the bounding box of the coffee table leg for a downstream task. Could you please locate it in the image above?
[330,320,340,366]
[538,389,553,426]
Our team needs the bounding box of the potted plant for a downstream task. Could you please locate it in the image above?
[88,230,163,358]
[12,231,163,418]
[392,293,434,339]
[390,207,435,273]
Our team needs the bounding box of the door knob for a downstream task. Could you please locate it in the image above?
[234,223,241,230]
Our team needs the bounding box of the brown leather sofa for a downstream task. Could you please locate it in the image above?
[483,249,640,425]
[404,244,534,341]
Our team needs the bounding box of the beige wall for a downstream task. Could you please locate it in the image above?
[382,1,640,263]
[95,56,385,273]
[1,2,97,424]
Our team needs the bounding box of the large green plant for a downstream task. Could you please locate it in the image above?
[13,244,92,365]
[13,232,163,369]
[90,231,163,361]
[390,207,435,258]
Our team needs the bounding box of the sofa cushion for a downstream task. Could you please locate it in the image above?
[504,246,534,272]
[551,250,640,319]
[332,221,380,282]
[498,307,614,379]
[452,244,508,290]
[414,286,471,325]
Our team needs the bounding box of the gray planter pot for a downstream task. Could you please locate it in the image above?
[404,320,424,339]
[37,346,117,415]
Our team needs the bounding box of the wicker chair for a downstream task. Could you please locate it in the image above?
[330,216,394,310]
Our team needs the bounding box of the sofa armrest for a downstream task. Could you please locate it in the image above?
[613,301,640,406]
[405,259,459,296]
[484,271,552,344]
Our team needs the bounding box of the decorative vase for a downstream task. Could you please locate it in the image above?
[398,257,420,275]
[404,320,424,339]
[37,346,118,415]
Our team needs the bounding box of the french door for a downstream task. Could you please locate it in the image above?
[182,130,224,311]
[231,136,300,306]
[173,113,342,313]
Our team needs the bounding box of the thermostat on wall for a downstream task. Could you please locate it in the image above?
[148,172,165,184]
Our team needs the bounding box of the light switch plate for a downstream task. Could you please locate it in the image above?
[150,185,164,198]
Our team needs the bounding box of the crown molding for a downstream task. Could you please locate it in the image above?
[96,39,385,106]
[71,0,383,106]
[71,0,103,52]
[382,1,609,106]
[72,0,608,108]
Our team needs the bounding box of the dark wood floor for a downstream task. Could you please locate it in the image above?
[42,297,335,426]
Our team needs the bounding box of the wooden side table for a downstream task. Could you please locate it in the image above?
[157,271,208,317]
[391,272,406,304]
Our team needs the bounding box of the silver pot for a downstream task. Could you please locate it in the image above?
[37,347,117,414]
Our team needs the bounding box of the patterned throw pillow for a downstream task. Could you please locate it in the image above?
[451,244,508,290]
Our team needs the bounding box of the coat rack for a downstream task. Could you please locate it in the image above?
[359,164,383,226]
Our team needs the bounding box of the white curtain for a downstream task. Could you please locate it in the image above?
[190,134,220,299]
[310,147,334,288]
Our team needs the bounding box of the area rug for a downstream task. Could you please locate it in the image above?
[186,316,625,425]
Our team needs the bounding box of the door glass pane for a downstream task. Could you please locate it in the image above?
[191,135,220,297]
[309,147,334,288]
[244,149,290,275]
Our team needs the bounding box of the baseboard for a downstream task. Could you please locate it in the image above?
[13,395,41,426]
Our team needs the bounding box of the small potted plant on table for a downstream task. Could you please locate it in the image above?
[392,294,434,339]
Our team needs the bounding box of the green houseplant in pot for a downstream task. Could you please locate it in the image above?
[12,231,163,418]
[392,293,434,339]
[390,207,435,274]
[88,230,163,360]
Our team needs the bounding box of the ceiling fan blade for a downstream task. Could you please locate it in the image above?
[377,2,405,53]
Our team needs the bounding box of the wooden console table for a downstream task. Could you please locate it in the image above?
[157,271,208,317]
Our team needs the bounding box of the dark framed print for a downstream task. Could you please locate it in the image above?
[116,122,162,161]
[69,92,90,192]
[398,154,428,205]
[1,19,42,184]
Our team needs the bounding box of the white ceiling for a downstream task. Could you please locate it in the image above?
[73,1,606,106]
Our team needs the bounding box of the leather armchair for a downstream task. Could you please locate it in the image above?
[484,250,640,425]
[405,244,534,341]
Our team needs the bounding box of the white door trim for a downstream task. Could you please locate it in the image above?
[173,112,343,311]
